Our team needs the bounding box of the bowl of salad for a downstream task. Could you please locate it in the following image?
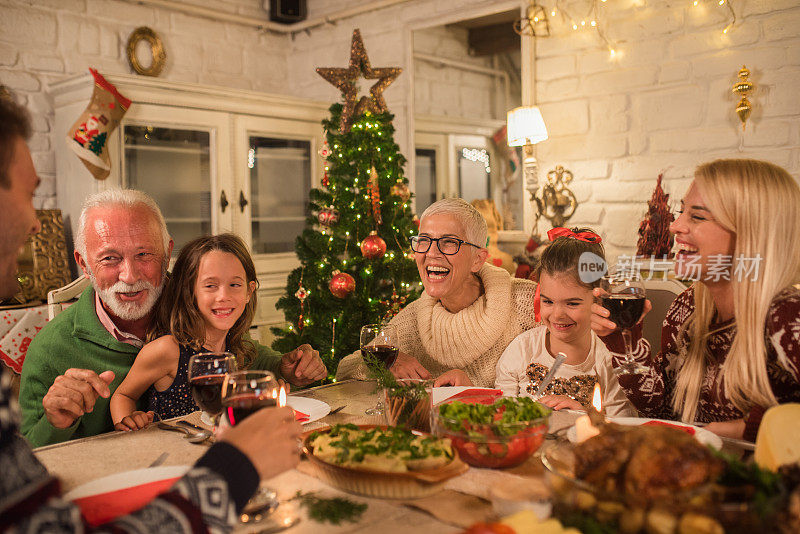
[432,395,551,469]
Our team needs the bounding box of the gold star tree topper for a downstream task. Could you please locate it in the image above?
[316,29,401,133]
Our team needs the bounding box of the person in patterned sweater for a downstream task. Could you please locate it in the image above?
[592,159,800,443]
[0,94,301,532]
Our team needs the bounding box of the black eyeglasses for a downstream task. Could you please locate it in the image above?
[410,235,482,255]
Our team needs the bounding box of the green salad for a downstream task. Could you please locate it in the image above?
[437,397,551,437]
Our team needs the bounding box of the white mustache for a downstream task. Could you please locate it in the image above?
[108,280,155,294]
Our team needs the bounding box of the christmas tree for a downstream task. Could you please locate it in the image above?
[270,30,421,381]
[635,173,674,258]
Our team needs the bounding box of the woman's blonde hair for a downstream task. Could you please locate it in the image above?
[672,159,800,422]
[148,233,259,368]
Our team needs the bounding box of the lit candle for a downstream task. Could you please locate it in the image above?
[278,385,287,408]
[574,383,603,443]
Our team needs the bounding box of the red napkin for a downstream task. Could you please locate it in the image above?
[294,409,309,423]
[642,420,696,436]
[73,477,181,526]
[449,388,503,405]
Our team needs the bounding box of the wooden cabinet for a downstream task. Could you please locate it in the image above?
[49,73,327,333]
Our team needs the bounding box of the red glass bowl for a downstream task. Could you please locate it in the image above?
[432,395,550,469]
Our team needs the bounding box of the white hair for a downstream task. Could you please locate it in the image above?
[420,197,488,247]
[75,188,171,263]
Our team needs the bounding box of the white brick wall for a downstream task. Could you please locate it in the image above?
[0,0,287,209]
[413,25,500,120]
[5,0,797,264]
[532,1,800,262]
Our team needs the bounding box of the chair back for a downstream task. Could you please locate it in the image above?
[642,278,687,352]
[47,276,90,320]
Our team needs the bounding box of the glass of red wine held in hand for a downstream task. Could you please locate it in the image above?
[188,352,237,426]
[360,323,399,416]
[221,370,280,427]
[600,273,648,376]
[222,370,289,523]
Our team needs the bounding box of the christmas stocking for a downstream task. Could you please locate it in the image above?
[66,68,131,180]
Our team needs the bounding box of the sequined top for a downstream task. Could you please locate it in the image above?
[146,344,202,419]
[495,326,636,417]
[524,363,597,407]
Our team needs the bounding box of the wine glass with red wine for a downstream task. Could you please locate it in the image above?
[221,370,280,427]
[360,323,399,416]
[188,352,237,425]
[222,370,290,522]
[600,273,648,375]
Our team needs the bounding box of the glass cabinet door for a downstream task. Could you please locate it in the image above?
[457,146,491,203]
[247,137,311,254]
[414,148,438,216]
[123,125,212,253]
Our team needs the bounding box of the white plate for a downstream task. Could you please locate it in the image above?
[200,397,330,426]
[64,465,191,501]
[567,416,723,450]
[431,386,503,405]
[286,396,330,424]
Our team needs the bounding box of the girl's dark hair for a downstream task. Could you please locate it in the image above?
[534,227,606,289]
[148,233,259,367]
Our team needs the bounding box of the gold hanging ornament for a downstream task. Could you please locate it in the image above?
[368,165,382,225]
[316,29,402,133]
[732,65,754,131]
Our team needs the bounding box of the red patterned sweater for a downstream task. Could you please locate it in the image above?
[600,285,800,442]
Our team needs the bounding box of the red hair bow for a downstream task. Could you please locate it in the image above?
[547,227,602,243]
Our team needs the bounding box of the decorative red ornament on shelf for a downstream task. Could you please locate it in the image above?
[317,206,340,227]
[329,270,355,298]
[360,231,387,259]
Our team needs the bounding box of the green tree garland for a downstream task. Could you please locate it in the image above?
[271,103,421,381]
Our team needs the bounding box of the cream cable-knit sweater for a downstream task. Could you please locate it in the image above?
[336,264,538,387]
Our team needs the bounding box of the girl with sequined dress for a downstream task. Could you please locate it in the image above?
[495,227,635,417]
[110,234,259,429]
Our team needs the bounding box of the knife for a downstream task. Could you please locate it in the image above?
[532,352,567,400]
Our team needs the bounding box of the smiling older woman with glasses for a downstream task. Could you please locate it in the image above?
[336,198,538,387]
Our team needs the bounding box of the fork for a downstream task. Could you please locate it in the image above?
[328,405,347,415]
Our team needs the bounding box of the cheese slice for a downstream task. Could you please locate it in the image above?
[500,511,581,534]
[755,403,800,471]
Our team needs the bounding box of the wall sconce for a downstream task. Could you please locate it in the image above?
[507,106,548,197]
[539,165,577,227]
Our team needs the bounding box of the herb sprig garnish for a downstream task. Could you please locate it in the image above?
[292,491,367,525]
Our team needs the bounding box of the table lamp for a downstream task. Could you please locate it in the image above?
[506,106,548,197]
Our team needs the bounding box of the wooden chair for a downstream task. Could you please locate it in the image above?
[47,276,90,320]
[642,277,688,352]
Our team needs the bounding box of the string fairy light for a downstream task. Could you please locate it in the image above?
[525,0,742,59]
[692,0,737,35]
[551,0,619,58]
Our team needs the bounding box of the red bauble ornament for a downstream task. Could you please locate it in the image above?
[360,231,387,259]
[329,271,355,298]
[317,206,340,227]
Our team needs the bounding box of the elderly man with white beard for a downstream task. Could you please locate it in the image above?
[20,189,326,447]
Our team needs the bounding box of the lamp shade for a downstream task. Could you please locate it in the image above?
[506,106,548,146]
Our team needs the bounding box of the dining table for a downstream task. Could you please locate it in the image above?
[33,379,753,533]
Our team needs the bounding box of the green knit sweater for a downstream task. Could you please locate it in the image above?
[19,286,283,448]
